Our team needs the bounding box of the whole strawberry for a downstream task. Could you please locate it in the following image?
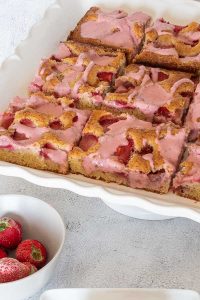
[0,217,22,249]
[16,239,47,268]
[0,247,7,259]
[23,262,37,274]
[0,258,30,283]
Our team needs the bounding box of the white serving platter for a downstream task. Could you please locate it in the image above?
[1,0,200,221]
[40,288,200,300]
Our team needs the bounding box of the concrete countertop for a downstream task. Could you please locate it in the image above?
[0,1,200,299]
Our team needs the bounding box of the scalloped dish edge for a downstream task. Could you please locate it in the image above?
[1,0,200,222]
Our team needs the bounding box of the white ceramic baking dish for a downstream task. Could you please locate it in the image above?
[1,0,200,221]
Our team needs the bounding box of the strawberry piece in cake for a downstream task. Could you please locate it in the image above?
[29,41,125,109]
[185,83,200,141]
[69,110,187,193]
[102,64,195,125]
[135,18,200,72]
[0,105,90,174]
[173,137,200,201]
[69,7,151,61]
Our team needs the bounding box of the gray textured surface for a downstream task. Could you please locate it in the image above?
[1,1,200,299]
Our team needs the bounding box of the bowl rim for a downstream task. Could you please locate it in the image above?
[0,194,66,286]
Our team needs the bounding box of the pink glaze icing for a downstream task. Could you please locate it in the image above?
[142,153,154,170]
[128,170,167,189]
[181,31,200,43]
[138,83,171,106]
[29,76,44,93]
[152,19,175,35]
[12,123,48,140]
[86,50,115,66]
[80,9,150,49]
[35,102,63,117]
[9,96,26,111]
[170,78,194,96]
[41,148,67,165]
[53,43,71,60]
[83,155,126,174]
[82,61,95,82]
[150,68,160,82]
[180,53,200,63]
[145,44,179,57]
[115,65,146,88]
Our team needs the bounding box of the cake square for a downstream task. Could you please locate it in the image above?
[0,104,90,174]
[30,41,125,92]
[102,64,195,125]
[29,41,125,108]
[173,138,200,201]
[185,83,200,141]
[69,110,186,193]
[135,18,200,72]
[68,7,151,61]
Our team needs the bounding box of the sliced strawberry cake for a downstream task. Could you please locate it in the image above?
[29,40,125,109]
[69,7,151,61]
[135,18,200,72]
[69,110,187,193]
[0,102,90,174]
[102,64,195,124]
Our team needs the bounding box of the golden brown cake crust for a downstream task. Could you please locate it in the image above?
[0,149,67,174]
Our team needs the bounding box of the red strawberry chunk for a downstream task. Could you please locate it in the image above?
[16,239,47,269]
[39,149,49,159]
[123,82,135,90]
[97,72,113,82]
[79,134,98,152]
[157,72,169,81]
[1,113,14,129]
[49,120,62,130]
[12,131,27,141]
[115,100,127,106]
[73,115,78,122]
[22,262,37,275]
[43,143,56,150]
[115,139,134,164]
[69,103,75,108]
[20,119,35,128]
[174,25,186,34]
[0,217,22,249]
[159,18,170,24]
[180,91,193,98]
[0,145,14,150]
[99,116,125,131]
[0,247,7,259]
[156,107,170,118]
[0,258,30,283]
[91,92,100,97]
[140,145,153,155]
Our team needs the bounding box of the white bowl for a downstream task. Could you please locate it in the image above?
[40,288,200,300]
[0,194,66,300]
